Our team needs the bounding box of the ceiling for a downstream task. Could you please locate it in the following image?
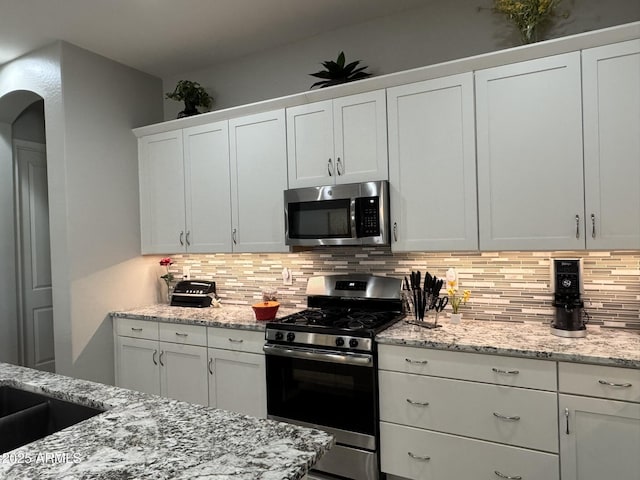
[0,0,427,78]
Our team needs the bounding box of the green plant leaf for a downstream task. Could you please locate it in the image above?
[337,51,345,68]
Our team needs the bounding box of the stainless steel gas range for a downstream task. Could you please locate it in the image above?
[263,274,404,480]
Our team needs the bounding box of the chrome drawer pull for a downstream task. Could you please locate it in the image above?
[228,338,244,343]
[405,358,428,365]
[598,379,632,388]
[406,398,430,407]
[408,452,430,461]
[175,332,188,337]
[495,471,522,480]
[492,368,519,375]
[493,412,521,421]
[131,327,143,332]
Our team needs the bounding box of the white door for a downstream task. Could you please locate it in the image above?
[559,394,640,480]
[583,40,640,250]
[208,348,267,418]
[229,109,289,253]
[286,100,335,188]
[333,90,388,184]
[475,52,585,250]
[115,336,160,395]
[160,341,209,406]
[183,121,232,253]
[15,140,54,372]
[388,73,478,251]
[139,130,186,254]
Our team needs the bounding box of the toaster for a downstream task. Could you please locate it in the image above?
[170,280,217,308]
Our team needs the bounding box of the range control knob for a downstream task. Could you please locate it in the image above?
[335,337,345,347]
[275,332,284,341]
[349,338,359,348]
[286,332,295,342]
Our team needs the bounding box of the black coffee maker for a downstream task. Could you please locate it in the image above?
[551,258,587,338]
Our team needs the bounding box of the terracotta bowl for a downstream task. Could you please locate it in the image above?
[252,301,280,321]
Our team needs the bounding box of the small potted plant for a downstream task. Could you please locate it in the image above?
[165,80,213,118]
[445,268,471,324]
[493,0,567,44]
[309,51,372,89]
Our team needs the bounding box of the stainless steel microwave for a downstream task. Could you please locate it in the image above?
[284,181,389,246]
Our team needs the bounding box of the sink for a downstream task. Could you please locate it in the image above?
[0,386,104,454]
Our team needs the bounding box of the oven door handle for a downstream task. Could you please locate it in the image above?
[263,344,373,367]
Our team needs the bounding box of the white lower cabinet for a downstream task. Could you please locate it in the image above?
[115,336,161,396]
[159,341,209,405]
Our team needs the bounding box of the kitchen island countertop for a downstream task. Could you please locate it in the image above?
[0,362,333,480]
[111,303,303,331]
[377,318,640,368]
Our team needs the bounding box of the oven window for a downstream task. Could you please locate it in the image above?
[266,354,375,435]
[288,199,351,239]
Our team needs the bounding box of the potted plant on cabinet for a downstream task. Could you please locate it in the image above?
[165,80,213,118]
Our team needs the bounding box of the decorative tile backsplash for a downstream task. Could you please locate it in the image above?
[166,248,640,330]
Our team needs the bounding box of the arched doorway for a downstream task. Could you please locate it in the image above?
[0,90,54,371]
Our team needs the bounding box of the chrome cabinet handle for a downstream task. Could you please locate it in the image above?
[565,407,570,434]
[208,357,214,375]
[152,349,158,366]
[575,214,580,239]
[232,228,237,245]
[179,231,184,246]
[228,338,244,343]
[493,412,521,421]
[159,351,165,366]
[495,471,522,480]
[327,158,333,176]
[336,157,343,175]
[405,358,428,365]
[591,213,596,238]
[407,452,430,461]
[393,222,398,242]
[599,379,632,388]
[175,332,188,337]
[492,367,519,375]
[186,230,191,246]
[406,398,430,407]
[131,327,143,332]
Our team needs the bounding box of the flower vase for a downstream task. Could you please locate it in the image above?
[166,282,175,304]
[450,313,462,324]
[520,24,539,44]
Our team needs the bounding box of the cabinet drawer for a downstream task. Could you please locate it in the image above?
[159,322,207,347]
[114,317,159,340]
[380,421,559,480]
[207,327,265,354]
[379,370,558,452]
[379,344,557,391]
[559,362,640,402]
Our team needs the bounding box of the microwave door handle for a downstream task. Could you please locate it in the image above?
[351,198,358,239]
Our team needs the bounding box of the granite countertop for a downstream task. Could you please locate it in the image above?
[0,363,333,480]
[377,318,640,369]
[111,303,303,331]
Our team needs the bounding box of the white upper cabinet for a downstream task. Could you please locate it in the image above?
[287,90,388,188]
[229,109,289,252]
[139,130,186,254]
[183,121,232,253]
[387,73,478,251]
[475,52,585,251]
[582,40,640,250]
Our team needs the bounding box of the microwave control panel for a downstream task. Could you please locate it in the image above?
[355,196,380,237]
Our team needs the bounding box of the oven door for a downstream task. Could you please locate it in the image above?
[264,344,376,450]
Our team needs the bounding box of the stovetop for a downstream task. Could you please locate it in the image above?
[274,308,403,333]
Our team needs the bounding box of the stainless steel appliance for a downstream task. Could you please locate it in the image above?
[264,274,403,480]
[284,180,389,246]
[550,258,587,337]
[170,280,217,308]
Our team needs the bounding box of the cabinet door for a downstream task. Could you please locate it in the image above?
[333,90,388,184]
[159,341,209,406]
[208,348,267,418]
[388,73,478,251]
[115,336,160,396]
[139,130,186,254]
[559,394,640,480]
[583,40,640,249]
[286,100,334,188]
[229,110,288,252]
[476,52,585,250]
[183,122,233,253]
